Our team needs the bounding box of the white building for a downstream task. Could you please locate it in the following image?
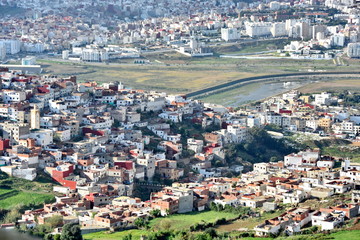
[0,39,21,55]
[314,92,332,105]
[331,34,345,47]
[2,90,26,104]
[29,129,54,146]
[82,49,109,62]
[62,50,70,60]
[246,22,272,37]
[0,42,6,60]
[22,56,37,65]
[271,23,287,37]
[347,43,360,58]
[312,211,344,230]
[221,28,241,41]
[227,125,248,143]
[187,138,204,153]
[270,1,281,10]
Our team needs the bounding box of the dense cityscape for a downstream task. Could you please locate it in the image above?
[0,1,360,240]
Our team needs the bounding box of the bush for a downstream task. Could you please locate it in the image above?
[60,223,82,240]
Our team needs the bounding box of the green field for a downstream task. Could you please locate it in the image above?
[84,210,239,240]
[0,188,54,210]
[216,211,282,232]
[0,171,56,211]
[84,229,148,240]
[276,230,360,240]
[149,210,238,231]
[211,39,290,55]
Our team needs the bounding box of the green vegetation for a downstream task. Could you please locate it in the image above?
[0,171,55,210]
[322,146,360,163]
[0,171,56,225]
[225,128,296,171]
[275,230,360,240]
[0,189,54,210]
[84,210,239,240]
[149,210,239,231]
[84,229,148,240]
[212,39,290,55]
[290,137,360,163]
[216,210,283,232]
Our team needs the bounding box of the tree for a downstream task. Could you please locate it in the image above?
[204,228,217,238]
[2,204,22,223]
[134,217,147,229]
[149,209,161,218]
[60,223,82,240]
[44,234,54,240]
[47,215,63,228]
[122,234,132,240]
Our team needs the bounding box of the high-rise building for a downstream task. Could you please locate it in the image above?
[221,28,241,41]
[30,105,40,130]
[0,42,6,61]
[271,23,287,37]
[347,43,360,58]
[331,34,345,47]
[0,39,21,55]
[245,22,272,37]
[62,50,70,60]
[22,56,37,65]
[269,1,281,10]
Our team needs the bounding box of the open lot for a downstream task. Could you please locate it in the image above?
[215,211,282,232]
[37,54,359,94]
[296,79,360,94]
[149,210,238,231]
[84,210,238,240]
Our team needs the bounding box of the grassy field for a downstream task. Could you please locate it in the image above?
[38,59,266,93]
[0,188,54,210]
[83,229,148,240]
[36,54,360,95]
[276,230,360,240]
[322,146,360,163]
[149,210,238,231]
[211,39,290,55]
[84,210,239,240]
[0,171,56,210]
[296,79,360,94]
[216,211,282,232]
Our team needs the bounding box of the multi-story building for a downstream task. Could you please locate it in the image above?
[221,28,241,41]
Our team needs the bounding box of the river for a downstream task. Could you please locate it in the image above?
[229,81,308,106]
[0,229,41,240]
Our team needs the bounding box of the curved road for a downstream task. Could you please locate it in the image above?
[186,71,360,98]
